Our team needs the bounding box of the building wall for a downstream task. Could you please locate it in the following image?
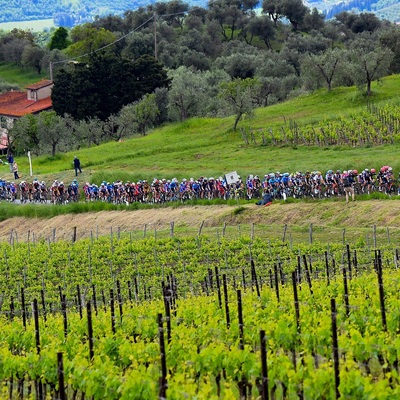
[27,85,53,101]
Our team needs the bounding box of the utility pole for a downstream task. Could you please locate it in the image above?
[49,62,53,81]
[153,13,157,60]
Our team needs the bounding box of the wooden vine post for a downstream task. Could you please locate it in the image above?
[158,313,168,399]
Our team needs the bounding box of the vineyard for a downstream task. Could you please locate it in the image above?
[243,103,400,147]
[0,226,400,399]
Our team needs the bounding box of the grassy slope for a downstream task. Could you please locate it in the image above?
[10,74,400,186]
[0,63,48,88]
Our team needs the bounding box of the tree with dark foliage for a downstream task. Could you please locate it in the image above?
[51,53,169,121]
[48,27,71,50]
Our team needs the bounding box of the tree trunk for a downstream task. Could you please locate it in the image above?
[233,112,242,131]
[367,80,372,96]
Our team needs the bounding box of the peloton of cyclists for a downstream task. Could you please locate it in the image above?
[1,164,398,204]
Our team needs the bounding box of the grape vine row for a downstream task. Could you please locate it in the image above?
[244,103,400,147]
[0,232,399,399]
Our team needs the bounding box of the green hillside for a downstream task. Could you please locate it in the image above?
[8,74,400,186]
[0,63,48,88]
[374,3,400,21]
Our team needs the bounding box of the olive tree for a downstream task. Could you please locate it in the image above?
[219,78,260,131]
[37,111,67,156]
[346,36,394,96]
[9,114,40,155]
[167,66,209,120]
[301,48,345,91]
[21,45,46,74]
[116,93,159,136]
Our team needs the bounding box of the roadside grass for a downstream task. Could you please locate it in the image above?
[0,197,256,221]
[0,201,151,221]
[0,192,397,220]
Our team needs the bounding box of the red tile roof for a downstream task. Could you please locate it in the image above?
[0,90,52,117]
[25,80,53,90]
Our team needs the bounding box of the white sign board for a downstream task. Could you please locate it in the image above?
[28,151,32,177]
[225,171,240,185]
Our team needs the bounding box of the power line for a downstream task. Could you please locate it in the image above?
[49,15,155,80]
[49,0,231,80]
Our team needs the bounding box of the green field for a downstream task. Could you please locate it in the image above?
[0,19,54,32]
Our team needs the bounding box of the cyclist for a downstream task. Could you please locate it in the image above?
[31,178,40,202]
[216,177,227,199]
[39,181,48,202]
[19,181,28,203]
[281,173,291,199]
[332,170,342,195]
[107,182,114,202]
[50,180,59,204]
[58,182,66,203]
[99,181,108,201]
[151,179,160,203]
[0,179,6,200]
[179,178,189,201]
[68,179,79,202]
[246,175,254,199]
[8,182,17,201]
[361,169,373,194]
[84,182,92,201]
[325,170,335,197]
[312,171,325,198]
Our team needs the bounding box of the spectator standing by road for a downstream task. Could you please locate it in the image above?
[7,153,13,172]
[73,156,82,176]
[12,161,20,179]
[342,170,355,203]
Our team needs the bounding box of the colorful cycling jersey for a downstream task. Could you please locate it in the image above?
[179,182,187,192]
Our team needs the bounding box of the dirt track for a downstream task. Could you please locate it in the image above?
[0,200,400,242]
[0,205,233,242]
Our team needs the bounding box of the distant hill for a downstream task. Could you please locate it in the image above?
[0,0,205,27]
[0,0,399,28]
[320,0,400,21]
